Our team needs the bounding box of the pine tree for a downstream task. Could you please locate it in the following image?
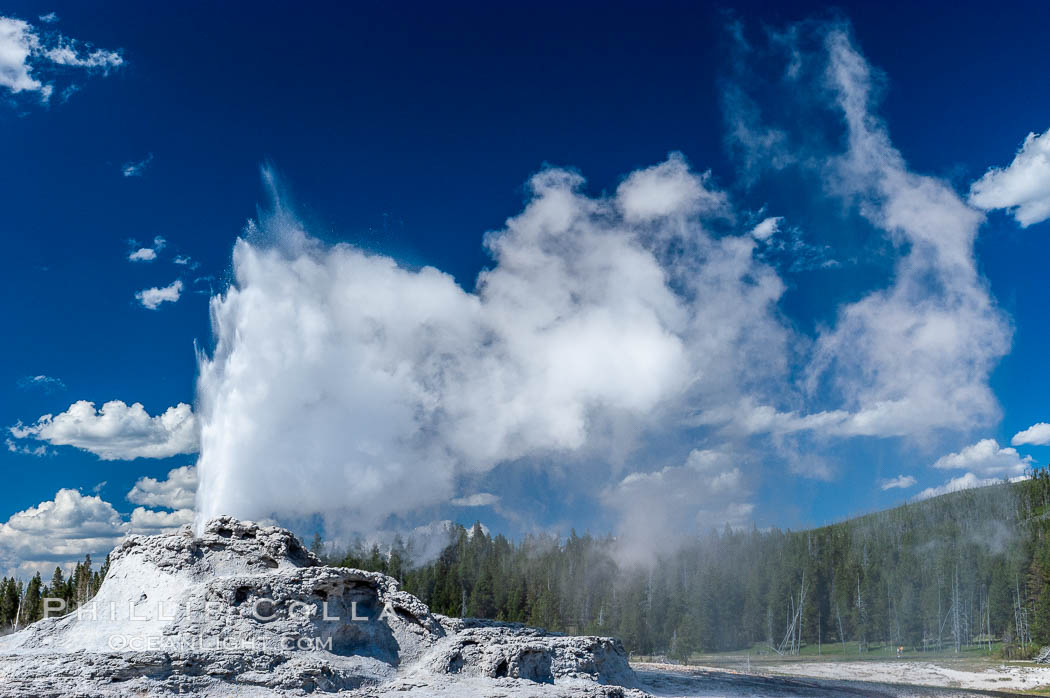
[366,544,385,574]
[21,573,43,625]
[0,578,16,626]
[467,564,497,619]
[48,567,66,616]
[388,535,407,583]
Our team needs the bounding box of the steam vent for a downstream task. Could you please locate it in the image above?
[0,517,642,697]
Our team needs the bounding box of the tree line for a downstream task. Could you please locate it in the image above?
[328,470,1050,659]
[0,553,108,632]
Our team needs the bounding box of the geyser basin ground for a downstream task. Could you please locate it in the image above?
[0,517,640,697]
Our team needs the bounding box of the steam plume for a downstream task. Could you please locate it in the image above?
[193,24,1012,557]
[194,157,785,540]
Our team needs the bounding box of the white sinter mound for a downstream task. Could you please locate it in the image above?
[0,517,642,697]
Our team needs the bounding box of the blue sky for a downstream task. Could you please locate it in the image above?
[2,1,1050,573]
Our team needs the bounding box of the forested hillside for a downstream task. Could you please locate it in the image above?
[333,472,1050,659]
[0,553,107,631]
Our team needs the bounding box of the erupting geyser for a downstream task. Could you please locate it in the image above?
[192,160,781,550]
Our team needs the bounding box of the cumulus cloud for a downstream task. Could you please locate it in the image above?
[1013,422,1050,446]
[9,400,198,460]
[913,439,1032,504]
[16,374,65,393]
[880,474,916,490]
[128,236,166,262]
[0,17,45,95]
[616,153,730,222]
[603,449,753,563]
[0,14,121,102]
[931,438,1032,477]
[127,506,193,533]
[0,488,191,576]
[915,473,1005,501]
[136,279,182,309]
[970,128,1050,227]
[450,493,500,508]
[122,153,153,178]
[0,489,124,575]
[128,248,156,262]
[127,465,197,509]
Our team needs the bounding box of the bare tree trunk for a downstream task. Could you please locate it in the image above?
[937,576,943,652]
[14,589,24,631]
[837,605,845,656]
[952,566,962,653]
[986,590,992,653]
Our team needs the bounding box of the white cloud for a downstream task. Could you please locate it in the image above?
[16,374,65,392]
[173,255,193,266]
[128,248,156,261]
[449,493,499,507]
[0,489,121,538]
[128,235,165,262]
[0,488,190,576]
[9,400,198,460]
[798,30,1011,438]
[708,26,1010,444]
[0,489,124,576]
[969,128,1050,227]
[931,438,1031,477]
[602,449,753,564]
[722,83,796,185]
[5,438,48,457]
[127,465,197,509]
[136,279,182,309]
[757,223,839,272]
[0,17,45,95]
[127,506,193,533]
[616,152,730,222]
[38,12,57,23]
[44,43,121,69]
[1013,422,1050,446]
[122,153,153,178]
[0,14,121,102]
[915,473,1003,501]
[880,474,916,490]
[750,216,781,240]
